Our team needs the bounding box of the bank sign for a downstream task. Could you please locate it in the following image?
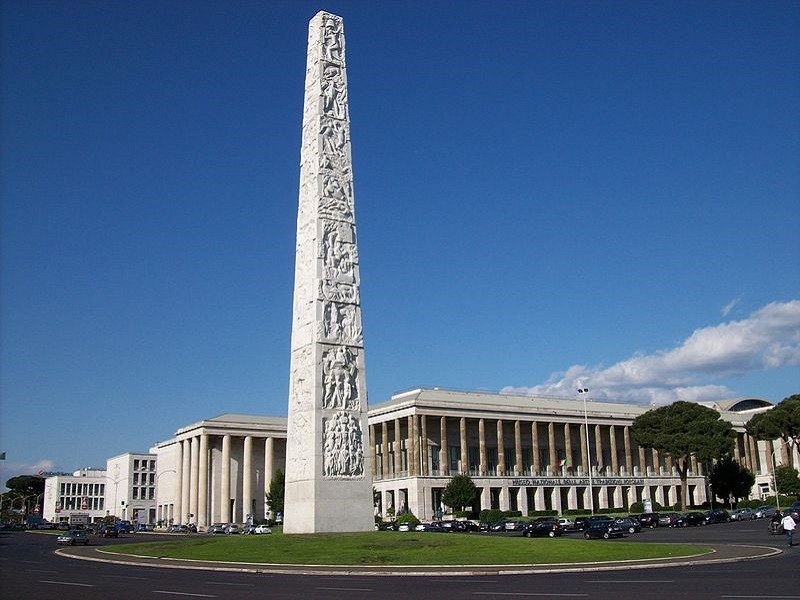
[510,477,646,486]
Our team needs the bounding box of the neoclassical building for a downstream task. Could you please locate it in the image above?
[152,388,795,527]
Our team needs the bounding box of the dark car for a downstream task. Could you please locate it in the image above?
[584,520,625,539]
[98,525,118,538]
[572,517,589,532]
[705,508,732,524]
[657,512,680,527]
[57,530,90,545]
[207,524,226,534]
[615,517,641,534]
[673,512,706,527]
[637,513,660,528]
[457,520,481,532]
[116,520,134,533]
[522,518,562,538]
[785,502,800,524]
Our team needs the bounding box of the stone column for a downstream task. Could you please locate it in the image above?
[580,423,588,474]
[651,449,660,475]
[734,434,742,463]
[181,439,191,523]
[496,419,506,476]
[264,437,274,517]
[531,422,540,475]
[369,424,377,477]
[174,440,183,525]
[514,420,522,476]
[547,422,556,474]
[748,434,759,473]
[221,434,231,523]
[198,434,209,529]
[381,422,389,478]
[420,415,428,476]
[594,425,603,473]
[623,426,633,475]
[459,418,468,474]
[440,417,449,476]
[243,436,253,521]
[283,10,373,534]
[189,436,199,524]
[407,416,416,476]
[478,419,487,475]
[563,423,572,472]
[638,446,647,474]
[609,425,619,475]
[394,418,402,474]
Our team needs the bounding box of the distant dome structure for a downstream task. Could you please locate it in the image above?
[702,398,774,413]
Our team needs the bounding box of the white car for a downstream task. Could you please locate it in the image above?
[254,524,272,534]
[557,517,575,531]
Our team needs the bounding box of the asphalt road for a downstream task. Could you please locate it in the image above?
[1,519,796,600]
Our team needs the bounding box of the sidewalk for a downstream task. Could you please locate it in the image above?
[55,542,783,576]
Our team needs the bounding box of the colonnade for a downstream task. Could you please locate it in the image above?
[167,433,279,528]
[370,415,720,481]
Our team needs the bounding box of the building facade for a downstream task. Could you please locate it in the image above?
[151,414,287,528]
[105,452,157,524]
[151,389,796,528]
[42,468,108,525]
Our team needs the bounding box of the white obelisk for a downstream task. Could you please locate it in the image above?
[283,11,374,534]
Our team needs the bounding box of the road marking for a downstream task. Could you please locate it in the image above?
[588,580,675,584]
[316,587,374,592]
[721,596,800,599]
[203,582,255,587]
[101,575,149,580]
[474,594,588,598]
[40,580,94,587]
[153,592,217,598]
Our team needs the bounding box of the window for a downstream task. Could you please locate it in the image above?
[449,446,460,472]
[134,459,140,470]
[430,446,440,472]
[133,473,139,485]
[132,488,139,500]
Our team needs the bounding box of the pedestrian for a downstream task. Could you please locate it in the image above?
[780,513,796,547]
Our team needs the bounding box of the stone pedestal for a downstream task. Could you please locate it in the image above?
[283,11,374,534]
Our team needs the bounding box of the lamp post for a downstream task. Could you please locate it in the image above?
[578,388,594,515]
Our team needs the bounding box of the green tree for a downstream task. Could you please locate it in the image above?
[774,464,800,497]
[442,474,477,512]
[708,457,755,505]
[746,394,800,461]
[266,469,284,516]
[632,401,735,511]
[5,475,44,496]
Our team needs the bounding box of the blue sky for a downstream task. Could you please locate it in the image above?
[1,0,798,484]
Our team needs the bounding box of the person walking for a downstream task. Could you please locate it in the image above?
[780,513,796,547]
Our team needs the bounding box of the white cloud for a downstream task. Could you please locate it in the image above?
[721,297,741,317]
[502,300,800,405]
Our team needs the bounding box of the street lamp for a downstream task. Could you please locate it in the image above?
[578,387,594,516]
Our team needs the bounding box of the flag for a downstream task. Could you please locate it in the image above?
[558,457,569,467]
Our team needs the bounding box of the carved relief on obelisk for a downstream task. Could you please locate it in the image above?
[283,11,374,533]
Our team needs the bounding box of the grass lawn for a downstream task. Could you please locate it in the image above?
[102,532,710,565]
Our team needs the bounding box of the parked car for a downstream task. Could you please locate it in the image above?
[415,522,443,532]
[224,524,240,534]
[615,517,641,534]
[637,513,660,528]
[504,520,525,532]
[253,524,272,534]
[557,517,576,532]
[657,512,680,527]
[98,525,118,538]
[397,522,412,532]
[705,508,732,524]
[115,520,134,533]
[785,502,800,523]
[673,512,707,527]
[208,523,226,534]
[451,520,481,533]
[522,518,562,538]
[730,508,755,521]
[583,521,625,539]
[57,530,90,545]
[572,517,589,532]
[754,505,777,519]
[169,524,190,533]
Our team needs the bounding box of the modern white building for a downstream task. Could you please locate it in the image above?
[151,388,796,528]
[42,468,108,525]
[151,414,287,528]
[105,452,157,524]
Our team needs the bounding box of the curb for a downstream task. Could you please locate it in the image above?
[54,543,783,577]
